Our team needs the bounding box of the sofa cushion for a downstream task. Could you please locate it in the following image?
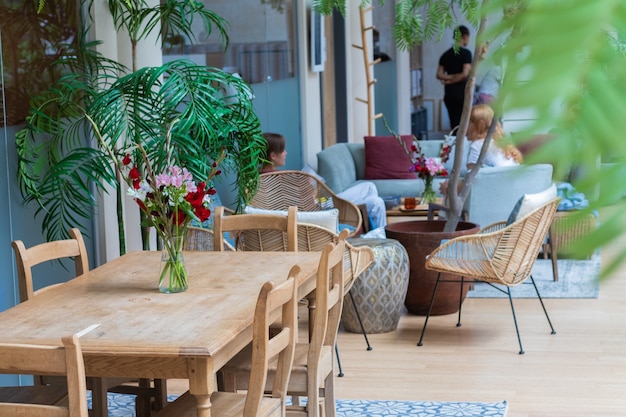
[317,144,358,194]
[364,135,415,180]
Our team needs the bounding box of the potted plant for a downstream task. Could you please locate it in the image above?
[15,0,266,255]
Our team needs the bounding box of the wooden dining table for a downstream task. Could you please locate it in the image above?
[0,250,322,417]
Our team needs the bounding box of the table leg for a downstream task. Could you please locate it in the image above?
[188,357,215,417]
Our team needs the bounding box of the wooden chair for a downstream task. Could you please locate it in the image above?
[11,228,167,417]
[154,267,300,417]
[221,237,347,417]
[213,205,298,251]
[418,198,561,354]
[297,224,375,373]
[249,170,363,236]
[0,331,92,417]
[191,208,373,376]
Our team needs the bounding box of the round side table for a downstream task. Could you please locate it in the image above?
[342,238,410,334]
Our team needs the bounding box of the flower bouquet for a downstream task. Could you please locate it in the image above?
[92,117,224,293]
[408,140,451,204]
[124,156,220,293]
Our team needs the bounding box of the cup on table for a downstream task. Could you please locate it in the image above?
[404,197,417,210]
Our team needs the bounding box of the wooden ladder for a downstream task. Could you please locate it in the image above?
[352,6,382,136]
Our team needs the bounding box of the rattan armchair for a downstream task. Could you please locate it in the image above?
[250,170,363,235]
[418,198,561,354]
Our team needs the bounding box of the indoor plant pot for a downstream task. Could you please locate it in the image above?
[385,220,480,315]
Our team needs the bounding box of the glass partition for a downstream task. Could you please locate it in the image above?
[162,0,303,170]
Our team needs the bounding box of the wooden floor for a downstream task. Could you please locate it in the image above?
[169,204,626,417]
[333,203,626,417]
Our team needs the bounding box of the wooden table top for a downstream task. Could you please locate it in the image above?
[0,251,321,359]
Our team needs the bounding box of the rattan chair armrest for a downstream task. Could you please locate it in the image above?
[480,220,508,234]
[330,196,363,232]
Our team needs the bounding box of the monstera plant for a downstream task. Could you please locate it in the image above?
[316,0,626,274]
[16,0,266,254]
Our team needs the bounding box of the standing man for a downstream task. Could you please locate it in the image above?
[437,25,472,131]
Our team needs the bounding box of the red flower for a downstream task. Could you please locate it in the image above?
[136,200,147,212]
[171,210,187,226]
[185,189,206,208]
[195,206,211,222]
[122,154,132,166]
[129,166,141,189]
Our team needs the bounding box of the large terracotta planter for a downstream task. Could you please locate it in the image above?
[385,220,480,316]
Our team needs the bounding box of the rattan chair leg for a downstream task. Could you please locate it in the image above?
[506,288,525,355]
[417,273,442,347]
[529,275,557,335]
[348,289,372,351]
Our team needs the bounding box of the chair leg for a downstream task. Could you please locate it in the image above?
[456,276,465,327]
[89,377,108,417]
[334,343,344,377]
[153,378,168,412]
[547,230,559,281]
[529,275,557,335]
[324,370,336,417]
[418,273,441,346]
[506,287,525,355]
[135,379,153,417]
[348,289,372,351]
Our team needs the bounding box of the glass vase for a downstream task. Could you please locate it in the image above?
[158,234,188,293]
[420,176,438,205]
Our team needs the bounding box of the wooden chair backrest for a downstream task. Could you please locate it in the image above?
[0,333,89,417]
[244,269,299,416]
[212,206,298,252]
[308,239,346,370]
[493,198,560,285]
[12,228,89,303]
[250,170,362,235]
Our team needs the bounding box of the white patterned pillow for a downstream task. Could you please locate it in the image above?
[506,183,557,225]
[244,206,339,233]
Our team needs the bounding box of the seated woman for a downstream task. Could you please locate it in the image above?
[261,132,387,230]
[465,104,522,171]
[437,104,523,217]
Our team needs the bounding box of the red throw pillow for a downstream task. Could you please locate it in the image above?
[364,135,415,179]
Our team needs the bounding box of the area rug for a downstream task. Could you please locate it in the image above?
[467,250,600,299]
[100,393,508,417]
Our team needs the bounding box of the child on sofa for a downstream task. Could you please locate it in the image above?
[260,132,387,229]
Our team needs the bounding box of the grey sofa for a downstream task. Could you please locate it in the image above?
[317,140,554,228]
[317,139,466,198]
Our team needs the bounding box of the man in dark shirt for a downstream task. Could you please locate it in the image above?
[437,25,472,131]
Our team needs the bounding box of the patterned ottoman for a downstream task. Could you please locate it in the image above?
[342,238,410,334]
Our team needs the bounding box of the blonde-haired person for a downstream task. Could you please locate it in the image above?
[466,104,522,171]
[439,104,522,200]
